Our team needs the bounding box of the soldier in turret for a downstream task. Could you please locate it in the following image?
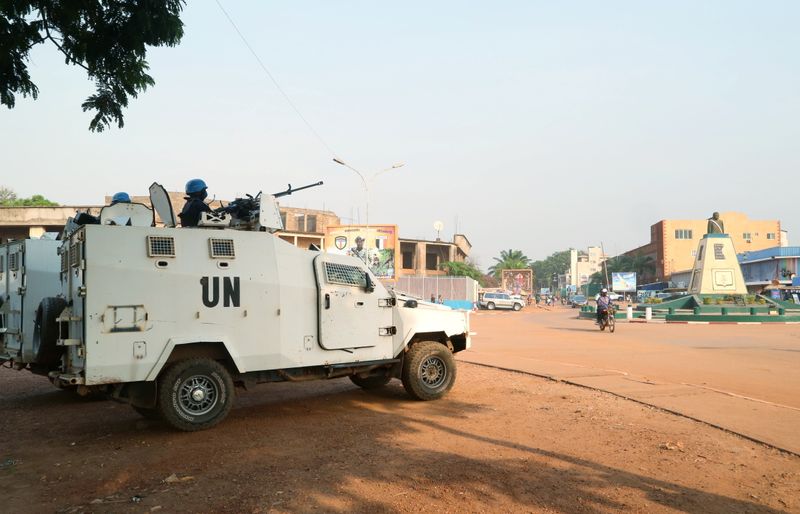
[179,179,212,228]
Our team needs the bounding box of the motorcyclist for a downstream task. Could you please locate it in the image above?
[179,179,212,227]
[596,288,614,325]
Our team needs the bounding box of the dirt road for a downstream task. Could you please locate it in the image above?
[464,307,800,454]
[1,361,797,513]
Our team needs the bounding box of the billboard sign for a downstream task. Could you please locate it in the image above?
[612,272,637,292]
[501,269,533,296]
[325,225,399,280]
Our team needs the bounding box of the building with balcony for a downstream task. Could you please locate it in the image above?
[398,234,472,277]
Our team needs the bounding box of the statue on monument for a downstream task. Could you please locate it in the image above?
[707,212,725,234]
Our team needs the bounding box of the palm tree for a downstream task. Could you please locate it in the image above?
[488,249,531,278]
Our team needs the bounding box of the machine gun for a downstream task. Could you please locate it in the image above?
[202,180,324,232]
[273,181,324,198]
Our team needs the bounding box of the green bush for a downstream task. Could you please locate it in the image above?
[644,297,662,304]
[744,295,756,304]
[715,298,722,305]
[702,297,713,305]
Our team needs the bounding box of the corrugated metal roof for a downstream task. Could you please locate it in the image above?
[738,246,800,262]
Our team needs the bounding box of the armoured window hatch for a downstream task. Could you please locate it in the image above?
[9,252,19,271]
[147,236,176,257]
[69,243,82,268]
[324,262,366,287]
[209,238,235,259]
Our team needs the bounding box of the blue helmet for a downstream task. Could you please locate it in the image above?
[185,179,208,194]
[111,192,131,204]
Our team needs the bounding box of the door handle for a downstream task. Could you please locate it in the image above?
[325,293,331,309]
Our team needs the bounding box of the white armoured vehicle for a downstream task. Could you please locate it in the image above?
[1,184,470,431]
[0,238,63,371]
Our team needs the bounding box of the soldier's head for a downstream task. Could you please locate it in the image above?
[110,192,131,205]
[185,179,208,200]
[712,212,720,220]
[355,236,364,249]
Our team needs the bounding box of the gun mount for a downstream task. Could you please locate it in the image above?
[200,180,324,232]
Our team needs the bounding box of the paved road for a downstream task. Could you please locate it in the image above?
[460,306,800,454]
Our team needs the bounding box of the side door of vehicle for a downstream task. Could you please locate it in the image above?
[314,254,393,351]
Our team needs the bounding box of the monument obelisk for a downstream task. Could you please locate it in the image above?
[687,212,747,295]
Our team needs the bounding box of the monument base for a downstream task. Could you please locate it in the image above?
[687,234,747,295]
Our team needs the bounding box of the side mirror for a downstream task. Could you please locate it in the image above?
[404,299,418,308]
[364,272,375,293]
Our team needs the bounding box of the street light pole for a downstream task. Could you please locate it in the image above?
[332,158,404,227]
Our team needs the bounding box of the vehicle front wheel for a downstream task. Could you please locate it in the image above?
[350,373,392,389]
[513,303,522,311]
[487,302,496,310]
[156,358,234,431]
[402,341,456,401]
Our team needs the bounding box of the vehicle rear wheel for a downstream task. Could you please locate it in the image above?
[513,303,521,311]
[402,341,456,401]
[350,374,392,390]
[156,358,234,431]
[487,302,496,310]
[599,314,606,331]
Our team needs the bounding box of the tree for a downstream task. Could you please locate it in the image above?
[439,261,486,286]
[0,188,59,206]
[0,186,16,203]
[531,250,571,288]
[1,1,185,131]
[488,249,531,279]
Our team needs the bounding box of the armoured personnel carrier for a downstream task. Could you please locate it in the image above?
[4,183,470,431]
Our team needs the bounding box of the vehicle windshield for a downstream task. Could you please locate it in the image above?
[573,295,586,301]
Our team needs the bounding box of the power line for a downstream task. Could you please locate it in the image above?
[214,0,336,156]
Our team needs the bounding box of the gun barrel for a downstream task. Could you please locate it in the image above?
[273,181,324,198]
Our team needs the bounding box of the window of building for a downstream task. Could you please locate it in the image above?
[426,252,438,271]
[295,215,305,232]
[675,229,693,240]
[743,232,752,240]
[767,233,776,240]
[280,212,287,229]
[402,251,413,269]
[306,215,317,233]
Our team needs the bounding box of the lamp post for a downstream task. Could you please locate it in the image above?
[332,158,404,226]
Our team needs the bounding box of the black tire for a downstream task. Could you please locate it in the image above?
[599,315,606,331]
[156,358,234,431]
[609,315,616,333]
[350,374,392,390]
[132,405,162,420]
[33,297,67,369]
[401,341,456,401]
[513,303,522,311]
[487,302,496,310]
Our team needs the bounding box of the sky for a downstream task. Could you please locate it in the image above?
[1,1,798,268]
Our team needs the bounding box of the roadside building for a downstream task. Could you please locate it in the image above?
[738,246,800,293]
[568,246,606,287]
[0,205,101,242]
[622,212,782,283]
[398,234,471,278]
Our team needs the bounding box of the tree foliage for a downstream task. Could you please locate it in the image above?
[1,0,185,131]
[488,249,531,279]
[531,250,571,288]
[439,260,486,286]
[0,187,58,206]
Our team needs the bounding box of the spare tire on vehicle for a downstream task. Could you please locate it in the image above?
[33,297,67,370]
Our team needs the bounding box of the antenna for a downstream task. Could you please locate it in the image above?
[433,221,444,241]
